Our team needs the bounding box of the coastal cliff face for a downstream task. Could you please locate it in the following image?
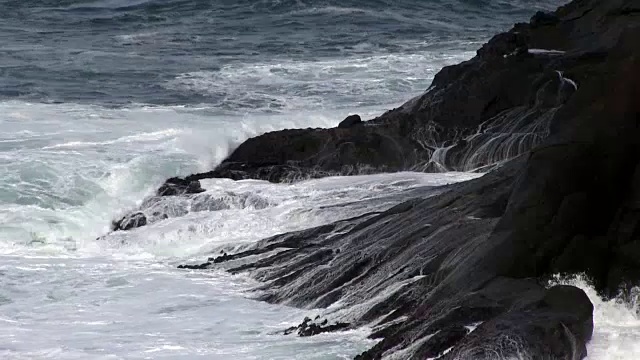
[157,1,640,183]
[114,0,640,358]
[173,4,585,182]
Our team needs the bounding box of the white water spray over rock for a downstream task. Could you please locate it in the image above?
[551,274,640,360]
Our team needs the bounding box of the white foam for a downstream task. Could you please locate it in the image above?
[556,70,578,91]
[0,256,374,359]
[0,153,478,359]
[165,50,475,114]
[0,100,351,255]
[550,274,640,360]
[438,346,454,359]
[384,332,437,360]
[114,31,160,45]
[42,128,184,149]
[464,322,482,333]
[98,172,481,260]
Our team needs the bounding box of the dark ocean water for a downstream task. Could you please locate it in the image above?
[1,0,564,108]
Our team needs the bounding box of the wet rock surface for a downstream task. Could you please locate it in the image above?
[149,0,640,358]
[284,316,350,337]
[157,177,205,196]
[159,2,604,184]
[111,212,147,231]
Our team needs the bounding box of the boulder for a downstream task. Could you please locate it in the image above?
[337,114,362,129]
[445,286,593,360]
[157,177,204,196]
[111,212,147,231]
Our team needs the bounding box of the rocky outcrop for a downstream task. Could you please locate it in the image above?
[173,50,564,180]
[284,316,350,337]
[157,177,205,196]
[134,0,640,358]
[338,114,363,129]
[156,2,603,185]
[179,158,596,359]
[111,212,147,231]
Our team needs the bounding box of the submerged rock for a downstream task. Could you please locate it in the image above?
[111,212,147,231]
[177,262,211,270]
[284,317,350,337]
[157,178,204,196]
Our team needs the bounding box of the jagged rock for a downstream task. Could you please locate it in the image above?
[184,160,598,359]
[162,2,584,183]
[476,31,528,59]
[283,316,350,337]
[209,252,232,263]
[111,212,147,231]
[444,285,593,360]
[157,177,204,196]
[119,0,640,358]
[177,262,211,270]
[338,114,362,129]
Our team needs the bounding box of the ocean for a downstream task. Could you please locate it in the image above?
[0,0,637,359]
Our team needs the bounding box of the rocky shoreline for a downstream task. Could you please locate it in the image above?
[112,0,640,358]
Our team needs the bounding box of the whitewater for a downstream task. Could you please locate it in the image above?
[1,0,638,359]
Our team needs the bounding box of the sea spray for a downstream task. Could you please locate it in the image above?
[550,274,640,360]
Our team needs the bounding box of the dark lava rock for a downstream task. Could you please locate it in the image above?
[177,262,212,270]
[209,252,233,263]
[157,177,205,196]
[111,212,147,231]
[284,316,350,337]
[530,10,560,27]
[159,3,583,183]
[443,285,593,360]
[116,0,640,358]
[338,114,362,129]
[190,160,597,359]
[417,325,470,359]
